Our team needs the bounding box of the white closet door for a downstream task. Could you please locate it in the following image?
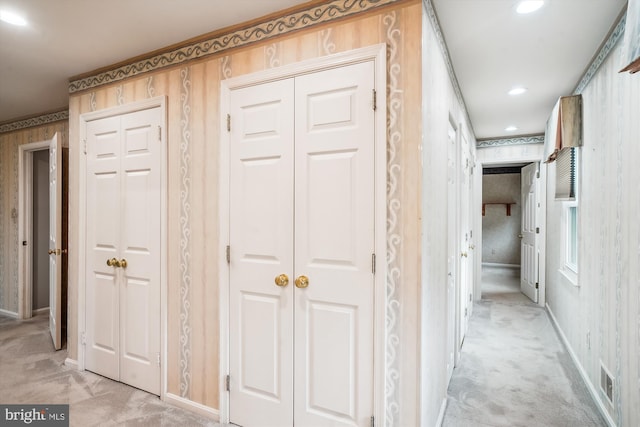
[85,107,162,395]
[294,61,375,427]
[229,79,295,427]
[118,108,162,395]
[48,133,62,350]
[86,116,122,381]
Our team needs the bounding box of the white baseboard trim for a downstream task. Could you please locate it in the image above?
[0,309,18,318]
[33,307,49,315]
[164,393,219,420]
[546,304,616,427]
[482,262,520,269]
[64,358,79,370]
[436,398,448,427]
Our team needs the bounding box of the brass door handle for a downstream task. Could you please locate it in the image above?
[461,252,468,258]
[295,275,309,289]
[48,249,63,255]
[120,258,127,268]
[48,249,55,255]
[106,258,119,267]
[275,274,289,287]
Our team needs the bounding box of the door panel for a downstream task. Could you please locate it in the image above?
[119,109,161,394]
[229,79,295,427]
[86,117,121,381]
[521,162,538,302]
[48,133,62,350]
[85,108,161,395]
[294,62,374,427]
[446,120,457,382]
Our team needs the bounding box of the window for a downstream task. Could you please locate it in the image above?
[558,147,578,283]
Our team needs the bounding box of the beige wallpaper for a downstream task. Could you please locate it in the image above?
[67,0,423,419]
[0,120,69,315]
[546,32,640,426]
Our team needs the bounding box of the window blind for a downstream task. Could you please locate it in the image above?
[555,147,576,199]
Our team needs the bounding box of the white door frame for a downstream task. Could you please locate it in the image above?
[474,153,547,308]
[218,44,388,424]
[18,139,53,320]
[77,96,168,397]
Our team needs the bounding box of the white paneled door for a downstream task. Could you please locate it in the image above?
[85,107,162,395]
[520,162,538,303]
[48,133,62,350]
[229,61,376,427]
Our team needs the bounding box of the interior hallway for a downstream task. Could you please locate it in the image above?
[442,266,606,427]
[0,313,221,427]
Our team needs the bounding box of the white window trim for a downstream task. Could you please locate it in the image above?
[559,200,578,286]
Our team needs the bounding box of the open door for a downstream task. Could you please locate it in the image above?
[520,162,538,302]
[48,133,62,350]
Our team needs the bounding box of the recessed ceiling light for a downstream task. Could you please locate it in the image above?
[516,1,544,14]
[508,87,528,96]
[0,10,27,26]
[505,126,518,132]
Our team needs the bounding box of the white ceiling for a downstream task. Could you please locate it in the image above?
[433,0,627,139]
[0,0,628,140]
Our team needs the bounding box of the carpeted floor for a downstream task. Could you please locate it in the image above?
[442,266,606,427]
[0,313,221,426]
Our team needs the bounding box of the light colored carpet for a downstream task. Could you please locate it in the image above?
[442,266,606,427]
[0,313,221,427]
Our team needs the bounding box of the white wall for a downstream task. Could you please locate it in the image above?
[545,30,640,425]
[421,1,477,424]
[482,173,521,265]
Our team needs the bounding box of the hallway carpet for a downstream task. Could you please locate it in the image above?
[442,266,606,427]
[0,314,221,426]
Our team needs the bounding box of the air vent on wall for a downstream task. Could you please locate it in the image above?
[600,363,614,405]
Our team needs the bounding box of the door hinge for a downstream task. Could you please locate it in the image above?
[226,245,231,264]
[157,352,161,366]
[536,227,540,234]
[536,170,540,179]
[83,138,87,155]
[371,415,375,427]
[372,89,377,111]
[535,282,539,289]
[465,307,468,316]
[226,114,231,132]
[158,126,162,141]
[371,253,376,275]
[81,331,86,345]
[225,374,230,392]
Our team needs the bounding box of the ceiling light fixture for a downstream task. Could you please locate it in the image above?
[505,126,518,132]
[508,87,528,96]
[0,10,27,26]
[516,1,544,14]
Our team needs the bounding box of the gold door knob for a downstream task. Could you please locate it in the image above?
[119,259,127,268]
[106,258,119,267]
[275,274,289,287]
[461,252,468,258]
[295,275,309,289]
[48,249,55,255]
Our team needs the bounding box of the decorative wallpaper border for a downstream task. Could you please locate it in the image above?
[573,13,626,95]
[384,10,402,426]
[68,0,401,93]
[476,134,545,148]
[0,110,69,134]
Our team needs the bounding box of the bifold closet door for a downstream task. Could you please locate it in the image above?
[85,107,162,395]
[293,61,375,426]
[229,60,375,427]
[229,78,296,427]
